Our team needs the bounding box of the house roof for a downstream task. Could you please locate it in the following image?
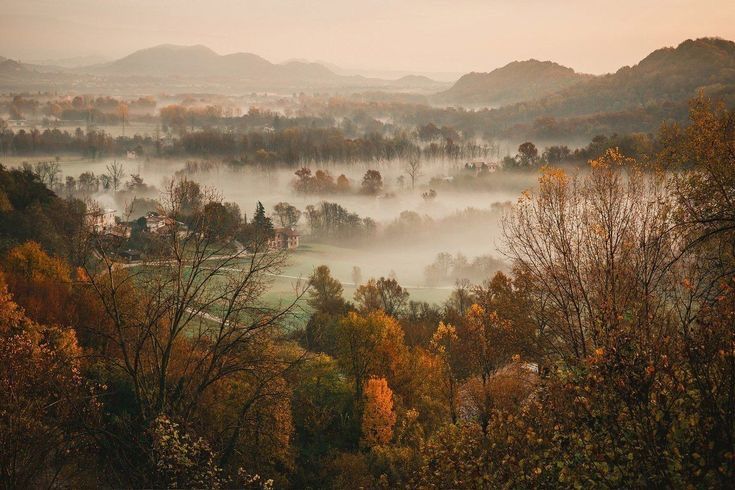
[274,227,299,237]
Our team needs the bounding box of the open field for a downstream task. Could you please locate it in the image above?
[243,241,454,309]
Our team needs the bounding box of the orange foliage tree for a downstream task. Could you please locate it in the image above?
[0,276,98,488]
[361,377,397,448]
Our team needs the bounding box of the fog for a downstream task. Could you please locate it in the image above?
[47,157,540,292]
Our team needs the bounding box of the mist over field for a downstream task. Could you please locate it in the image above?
[25,156,537,290]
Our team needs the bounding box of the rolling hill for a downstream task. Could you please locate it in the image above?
[435,59,593,107]
[82,44,337,82]
[518,37,735,117]
[428,38,735,140]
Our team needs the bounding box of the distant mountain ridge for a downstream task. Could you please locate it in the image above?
[435,59,593,106]
[82,44,337,81]
[485,37,735,124]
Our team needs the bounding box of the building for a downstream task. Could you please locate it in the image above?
[269,228,300,250]
[86,208,116,233]
[144,212,176,233]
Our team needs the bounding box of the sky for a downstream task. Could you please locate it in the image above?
[2,0,734,76]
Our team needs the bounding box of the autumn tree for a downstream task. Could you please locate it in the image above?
[354,277,409,317]
[503,150,676,360]
[360,169,383,195]
[430,322,460,422]
[660,95,735,278]
[495,144,735,487]
[335,311,408,400]
[516,141,539,167]
[0,278,97,488]
[3,241,72,325]
[361,378,397,448]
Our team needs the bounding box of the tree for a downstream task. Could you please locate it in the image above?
[105,161,125,192]
[273,202,301,228]
[661,95,735,277]
[0,278,97,488]
[305,266,347,354]
[336,174,351,193]
[149,415,225,488]
[360,170,383,195]
[290,354,354,486]
[354,277,409,317]
[430,322,460,422]
[335,311,408,400]
[542,144,571,164]
[3,241,73,325]
[117,102,129,137]
[83,180,305,485]
[503,150,677,360]
[203,201,242,240]
[516,141,538,167]
[242,201,274,246]
[361,378,396,447]
[405,156,421,190]
[33,161,61,188]
[307,265,346,316]
[126,173,148,192]
[169,178,203,222]
[497,145,735,487]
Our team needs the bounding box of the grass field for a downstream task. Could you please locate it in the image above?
[258,241,454,308]
[127,240,452,330]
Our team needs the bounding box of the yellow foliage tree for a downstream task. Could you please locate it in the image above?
[335,310,408,400]
[361,377,397,448]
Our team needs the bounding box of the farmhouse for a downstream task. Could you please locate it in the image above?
[269,228,300,250]
[144,212,175,233]
[85,208,116,233]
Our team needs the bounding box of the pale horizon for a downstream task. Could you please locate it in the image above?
[2,0,735,76]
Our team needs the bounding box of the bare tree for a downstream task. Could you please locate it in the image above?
[502,150,680,361]
[105,161,125,193]
[83,179,308,473]
[33,161,61,188]
[405,155,422,190]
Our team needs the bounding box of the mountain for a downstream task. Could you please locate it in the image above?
[82,44,337,82]
[438,37,735,141]
[534,38,735,116]
[493,38,735,123]
[435,59,593,106]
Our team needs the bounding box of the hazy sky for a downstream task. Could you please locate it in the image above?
[2,0,734,75]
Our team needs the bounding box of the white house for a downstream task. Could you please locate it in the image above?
[86,208,116,233]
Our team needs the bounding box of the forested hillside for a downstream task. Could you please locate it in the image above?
[435,59,592,106]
